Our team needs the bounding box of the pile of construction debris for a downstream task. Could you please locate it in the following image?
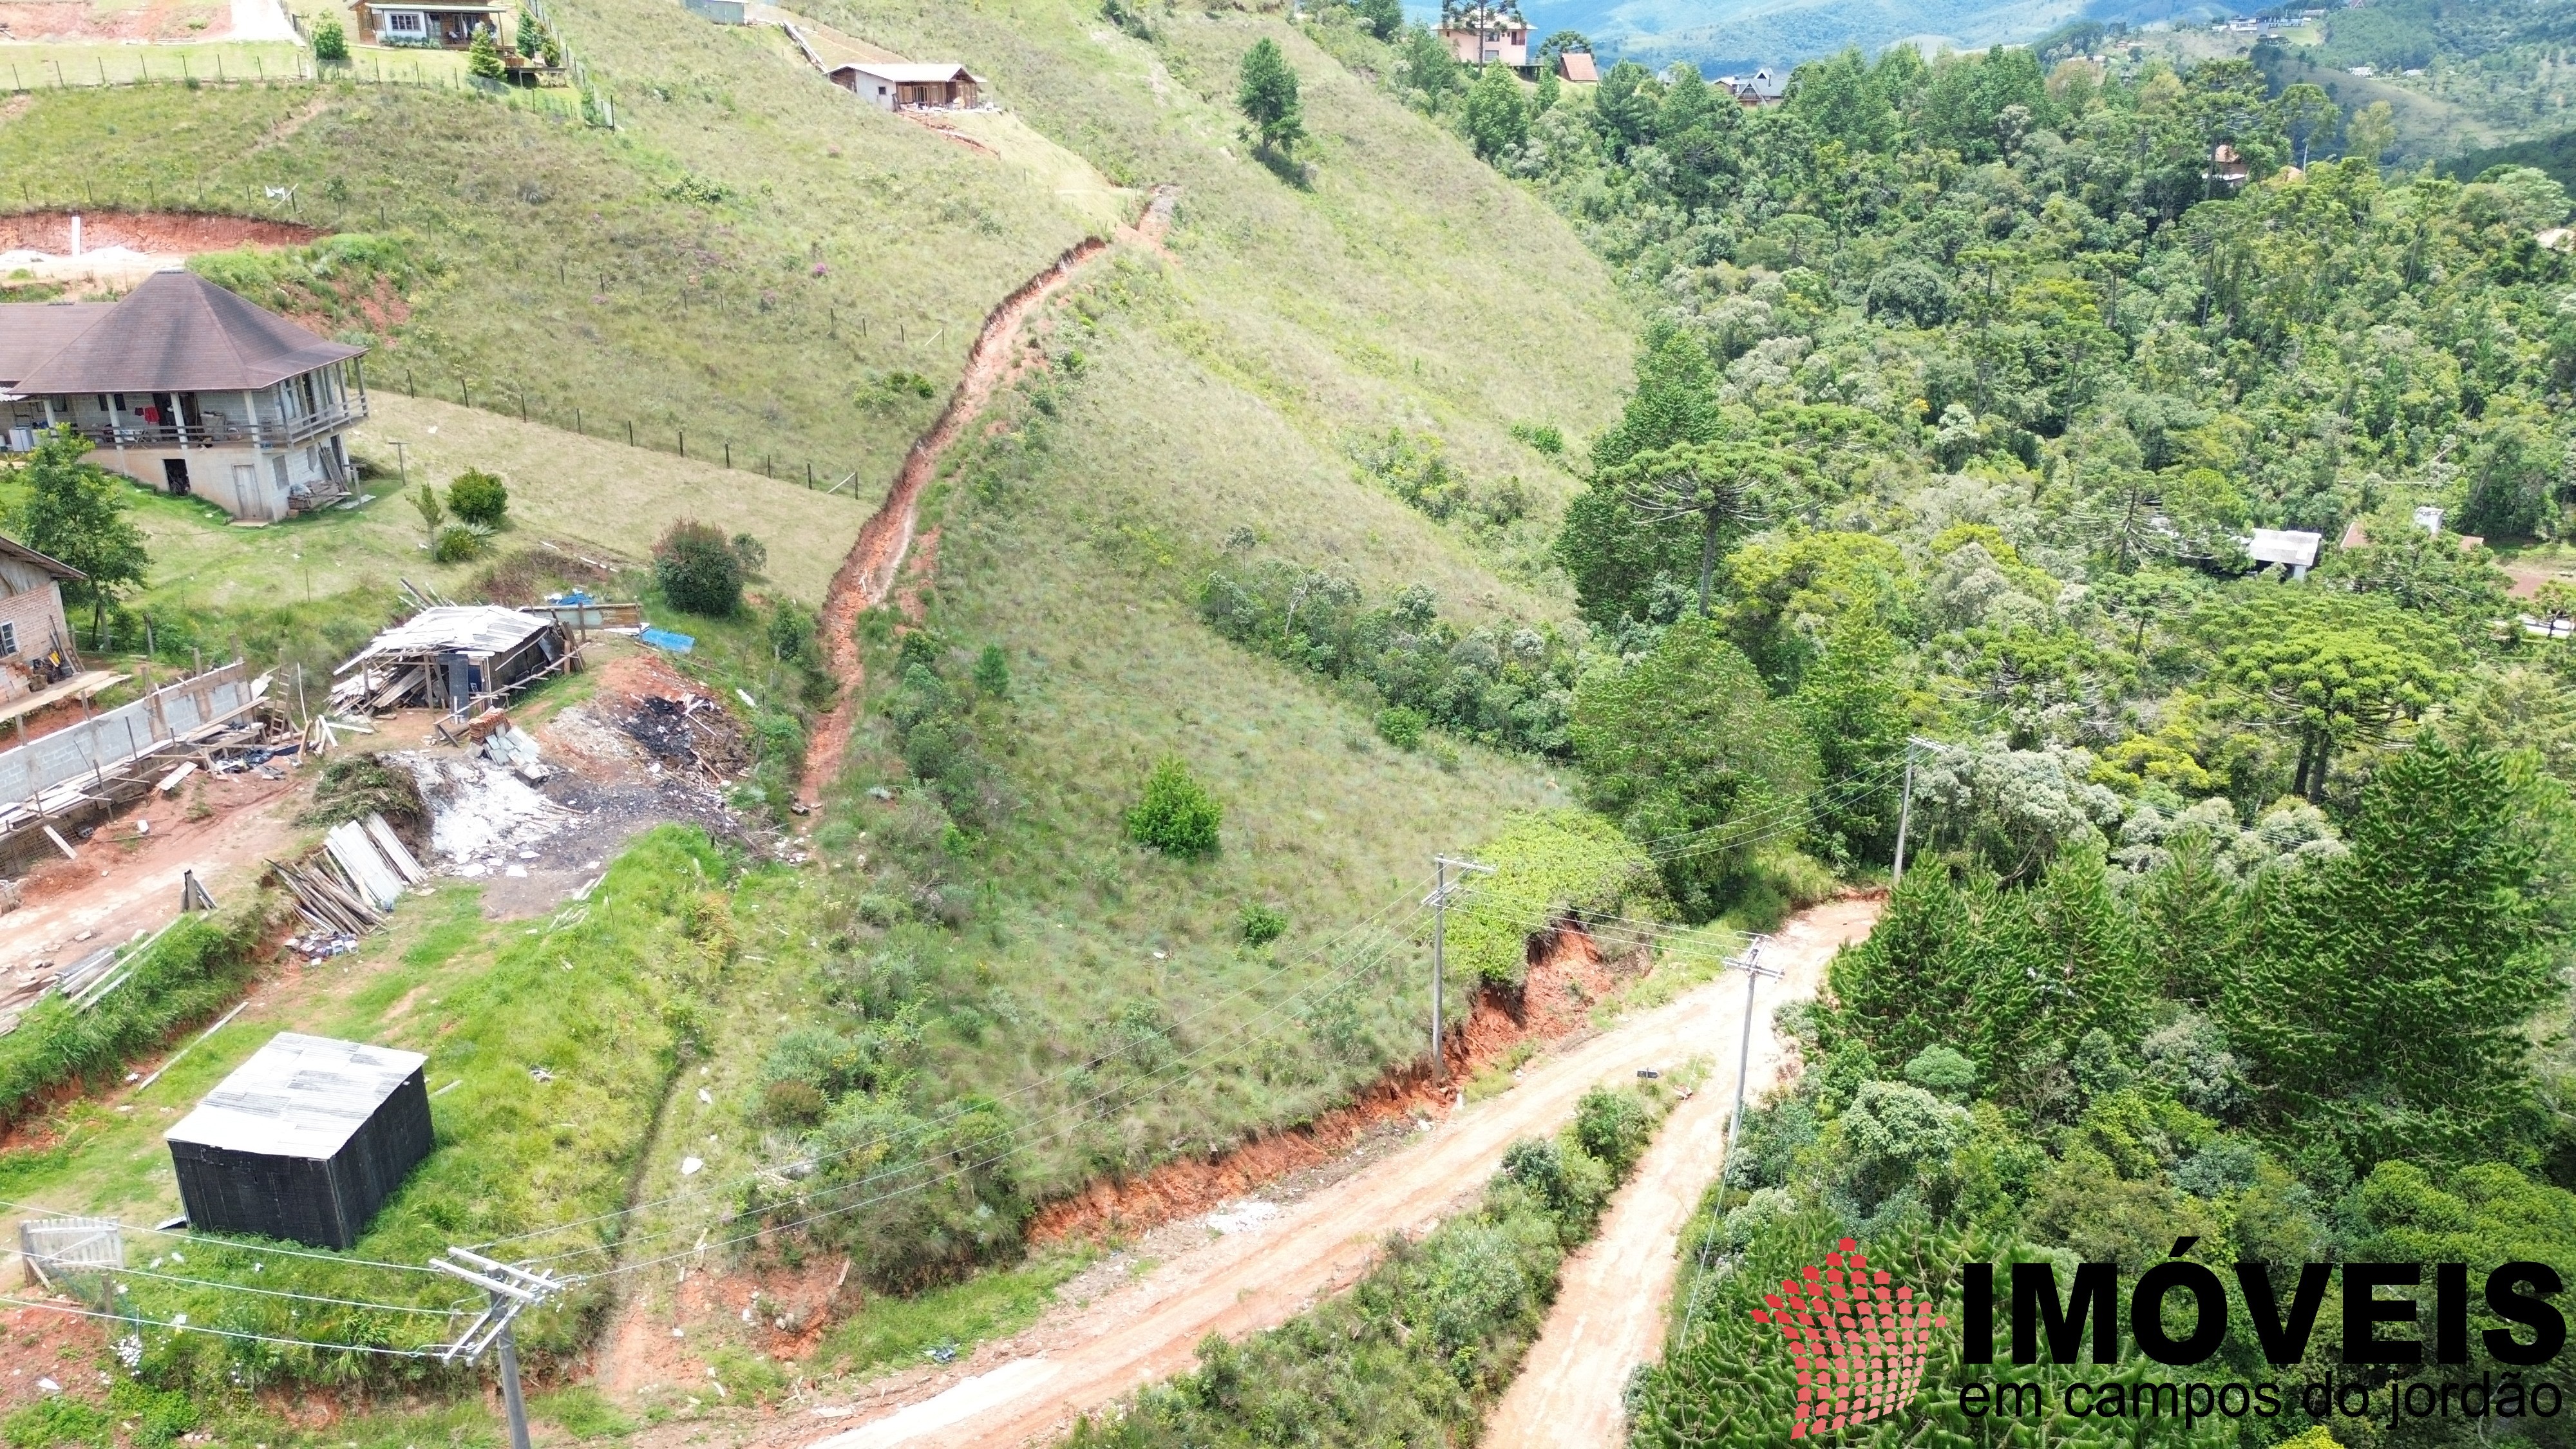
[621,693,752,781]
[267,813,425,940]
[0,914,206,1037]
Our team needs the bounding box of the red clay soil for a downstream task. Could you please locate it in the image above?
[0,1300,108,1410]
[0,212,321,253]
[797,191,1177,808]
[1028,921,1638,1244]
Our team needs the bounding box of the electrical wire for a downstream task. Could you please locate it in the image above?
[0,1197,448,1276]
[0,1295,441,1358]
[99,1264,472,1318]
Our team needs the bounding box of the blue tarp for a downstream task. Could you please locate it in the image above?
[638,627,696,654]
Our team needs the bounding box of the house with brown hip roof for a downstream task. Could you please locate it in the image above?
[0,269,368,522]
[0,534,82,706]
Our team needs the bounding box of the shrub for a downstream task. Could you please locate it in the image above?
[655,520,744,616]
[446,468,508,526]
[431,523,488,564]
[1374,705,1428,750]
[1572,1084,1654,1176]
[299,753,428,843]
[974,643,1011,697]
[310,15,348,61]
[764,1079,828,1126]
[1126,757,1222,858]
[1238,902,1288,946]
[467,26,505,78]
[3,1398,113,1449]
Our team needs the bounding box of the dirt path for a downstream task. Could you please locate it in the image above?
[797,189,1176,805]
[1481,899,1881,1449]
[795,896,1878,1449]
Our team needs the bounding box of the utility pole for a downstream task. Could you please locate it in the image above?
[1891,736,1949,887]
[1425,855,1493,1084]
[432,1248,566,1449]
[1723,934,1781,1160]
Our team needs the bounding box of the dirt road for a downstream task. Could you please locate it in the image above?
[1481,898,1881,1449]
[798,189,1176,804]
[802,896,1879,1449]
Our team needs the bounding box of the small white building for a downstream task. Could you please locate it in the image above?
[0,270,368,523]
[2246,528,2323,580]
[827,61,983,110]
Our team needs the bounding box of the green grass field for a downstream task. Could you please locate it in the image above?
[0,0,1641,1408]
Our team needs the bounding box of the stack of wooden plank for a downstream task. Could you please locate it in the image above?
[270,812,428,937]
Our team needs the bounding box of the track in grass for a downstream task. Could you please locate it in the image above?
[799,187,1177,805]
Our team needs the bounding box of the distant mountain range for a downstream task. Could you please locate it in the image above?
[1412,0,2238,73]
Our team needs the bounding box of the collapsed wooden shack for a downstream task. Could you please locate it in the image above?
[330,607,577,719]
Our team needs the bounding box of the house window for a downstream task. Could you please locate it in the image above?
[388,10,423,31]
[0,622,15,658]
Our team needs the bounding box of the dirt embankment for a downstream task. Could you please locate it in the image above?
[1029,920,1639,1243]
[797,189,1177,805]
[0,212,321,253]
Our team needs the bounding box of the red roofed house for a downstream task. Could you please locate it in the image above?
[1556,50,1598,83]
[0,270,368,522]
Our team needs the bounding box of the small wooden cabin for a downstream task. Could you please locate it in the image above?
[828,61,982,110]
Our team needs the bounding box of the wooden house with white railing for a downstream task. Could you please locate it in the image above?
[0,270,368,522]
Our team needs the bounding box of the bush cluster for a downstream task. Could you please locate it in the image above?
[654,520,766,617]
[881,630,1011,831]
[1126,757,1222,858]
[1199,555,1581,756]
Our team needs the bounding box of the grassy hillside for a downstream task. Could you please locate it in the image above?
[0,0,1643,1400]
[0,42,1098,516]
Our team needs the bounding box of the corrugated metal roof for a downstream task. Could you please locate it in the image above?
[2247,529,2322,567]
[12,271,363,395]
[335,605,555,674]
[828,61,981,83]
[165,1033,429,1160]
[0,533,84,582]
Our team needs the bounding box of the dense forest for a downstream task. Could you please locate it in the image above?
[1284,15,2576,1446]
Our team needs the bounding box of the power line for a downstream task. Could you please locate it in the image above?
[0,1295,441,1358]
[100,1264,472,1318]
[0,1198,449,1277]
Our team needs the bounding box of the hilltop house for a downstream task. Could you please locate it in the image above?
[1714,68,1787,106]
[1439,21,1532,68]
[0,270,368,522]
[348,0,506,48]
[828,61,982,110]
[0,535,80,706]
[1556,50,1598,83]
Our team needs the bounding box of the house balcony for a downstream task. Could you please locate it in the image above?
[71,397,368,452]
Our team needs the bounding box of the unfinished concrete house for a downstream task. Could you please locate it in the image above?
[0,270,368,522]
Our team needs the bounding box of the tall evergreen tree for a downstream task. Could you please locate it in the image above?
[1558,321,1721,624]
[2221,742,2559,1169]
[1236,37,1307,157]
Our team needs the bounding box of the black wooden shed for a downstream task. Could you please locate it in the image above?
[165,1032,434,1249]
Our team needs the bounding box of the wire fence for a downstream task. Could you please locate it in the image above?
[0,37,611,128]
[373,361,886,498]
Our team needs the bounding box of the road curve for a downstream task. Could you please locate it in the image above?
[806,895,1880,1449]
[1480,898,1882,1449]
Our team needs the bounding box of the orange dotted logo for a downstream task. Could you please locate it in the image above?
[1750,1237,1946,1438]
